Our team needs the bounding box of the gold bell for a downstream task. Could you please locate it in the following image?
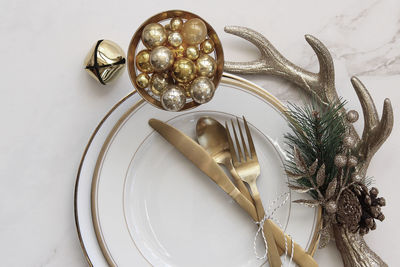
[84,40,126,85]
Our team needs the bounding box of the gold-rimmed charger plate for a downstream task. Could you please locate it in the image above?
[75,73,321,266]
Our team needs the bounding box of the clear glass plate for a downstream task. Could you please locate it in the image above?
[84,74,319,266]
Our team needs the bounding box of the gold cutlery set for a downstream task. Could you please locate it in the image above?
[149,117,318,267]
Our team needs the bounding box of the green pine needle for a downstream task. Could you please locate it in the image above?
[285,100,347,199]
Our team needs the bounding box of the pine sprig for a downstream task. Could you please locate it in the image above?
[285,100,347,199]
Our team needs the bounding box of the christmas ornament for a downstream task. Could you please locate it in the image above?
[84,40,126,85]
[190,76,215,104]
[149,46,174,72]
[128,10,223,111]
[224,26,393,267]
[196,54,217,78]
[141,23,167,49]
[161,85,186,111]
[149,73,169,96]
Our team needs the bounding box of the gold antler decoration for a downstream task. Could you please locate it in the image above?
[224,26,393,267]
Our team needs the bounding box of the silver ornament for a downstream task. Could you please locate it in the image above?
[190,77,215,104]
[161,85,186,111]
[168,32,183,47]
[346,110,359,123]
[196,54,217,78]
[150,73,169,96]
[150,46,174,72]
[141,23,167,49]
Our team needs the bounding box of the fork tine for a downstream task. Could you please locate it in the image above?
[231,119,245,162]
[225,122,238,164]
[237,117,250,160]
[243,116,257,158]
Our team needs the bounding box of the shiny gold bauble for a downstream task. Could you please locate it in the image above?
[185,46,199,60]
[170,44,186,58]
[135,50,153,73]
[172,58,196,83]
[181,18,207,45]
[200,39,215,54]
[161,85,186,111]
[168,32,183,47]
[150,73,170,96]
[190,77,215,104]
[170,17,183,31]
[136,73,150,89]
[196,54,216,78]
[150,46,174,72]
[84,40,126,85]
[142,23,167,49]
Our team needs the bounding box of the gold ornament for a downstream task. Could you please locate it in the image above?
[141,23,167,49]
[84,40,126,85]
[200,39,215,54]
[135,50,153,73]
[346,110,359,123]
[185,46,199,60]
[170,44,186,58]
[150,73,170,96]
[190,76,215,104]
[181,18,207,45]
[136,73,150,88]
[170,17,183,31]
[150,46,174,72]
[168,32,183,47]
[172,58,196,83]
[161,85,186,111]
[196,54,216,78]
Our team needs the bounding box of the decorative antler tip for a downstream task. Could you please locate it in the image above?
[383,98,392,106]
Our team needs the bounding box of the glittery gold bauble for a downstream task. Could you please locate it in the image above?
[200,39,215,54]
[161,85,186,111]
[168,32,183,47]
[136,73,150,88]
[334,154,347,168]
[172,58,196,83]
[196,54,216,78]
[84,40,126,85]
[135,50,153,73]
[170,17,183,31]
[185,46,199,60]
[190,77,215,104]
[142,23,167,49]
[150,73,169,96]
[150,46,174,72]
[346,110,359,123]
[347,155,358,167]
[181,18,207,45]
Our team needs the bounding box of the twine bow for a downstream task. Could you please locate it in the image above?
[253,192,295,266]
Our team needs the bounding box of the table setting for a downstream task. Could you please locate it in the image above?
[1,1,399,267]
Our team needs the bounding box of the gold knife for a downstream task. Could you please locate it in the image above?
[148,118,318,267]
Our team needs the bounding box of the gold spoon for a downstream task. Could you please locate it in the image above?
[196,117,252,202]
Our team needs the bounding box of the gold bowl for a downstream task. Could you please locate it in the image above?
[127,10,224,111]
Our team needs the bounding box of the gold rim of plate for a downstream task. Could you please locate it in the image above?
[127,10,224,111]
[74,73,322,267]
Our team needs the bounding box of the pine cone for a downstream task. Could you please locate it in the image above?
[336,189,362,232]
[350,183,386,235]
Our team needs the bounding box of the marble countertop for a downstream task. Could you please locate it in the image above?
[1,0,398,266]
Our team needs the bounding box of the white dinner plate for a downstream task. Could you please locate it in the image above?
[89,73,320,266]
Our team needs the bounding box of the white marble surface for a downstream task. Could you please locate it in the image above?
[0,0,399,266]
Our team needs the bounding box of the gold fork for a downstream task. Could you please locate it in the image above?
[226,117,282,267]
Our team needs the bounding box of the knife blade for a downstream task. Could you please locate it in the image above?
[149,118,257,219]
